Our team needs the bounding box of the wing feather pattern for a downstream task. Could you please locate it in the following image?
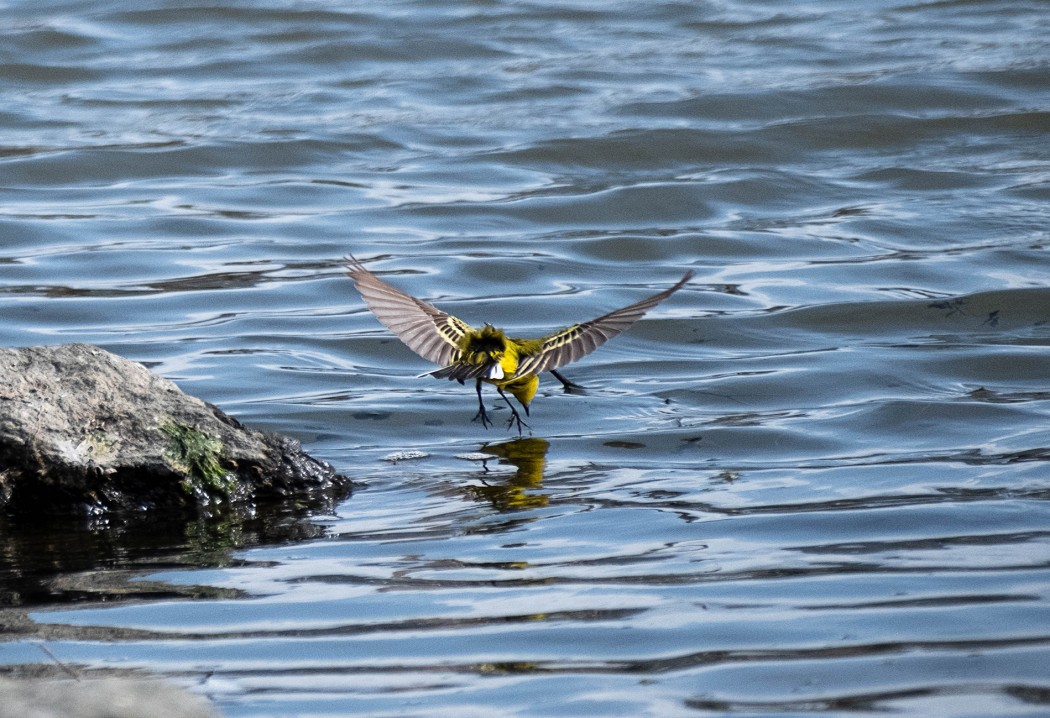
[514,271,693,376]
[346,256,472,367]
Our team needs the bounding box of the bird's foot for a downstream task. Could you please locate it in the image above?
[473,406,493,429]
[505,408,530,435]
[550,369,586,394]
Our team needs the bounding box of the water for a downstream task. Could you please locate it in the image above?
[2,0,1049,715]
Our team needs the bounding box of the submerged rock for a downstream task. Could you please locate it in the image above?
[0,344,350,516]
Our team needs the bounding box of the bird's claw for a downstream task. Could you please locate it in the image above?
[473,406,493,429]
[504,404,530,435]
[508,421,529,436]
[506,413,530,435]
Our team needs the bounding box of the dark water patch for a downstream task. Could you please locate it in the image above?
[0,507,334,611]
[617,76,1017,122]
[489,128,795,171]
[0,63,102,85]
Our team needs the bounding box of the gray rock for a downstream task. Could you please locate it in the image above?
[0,677,219,718]
[0,344,350,515]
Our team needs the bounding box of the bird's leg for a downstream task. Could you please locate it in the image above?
[550,369,585,393]
[472,379,492,429]
[496,386,530,435]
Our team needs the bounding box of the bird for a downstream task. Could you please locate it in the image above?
[346,256,692,433]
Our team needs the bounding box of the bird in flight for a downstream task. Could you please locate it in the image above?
[346,256,692,433]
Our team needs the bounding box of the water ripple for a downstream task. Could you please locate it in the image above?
[2,0,1049,716]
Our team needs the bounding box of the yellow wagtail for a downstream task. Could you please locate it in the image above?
[347,256,692,432]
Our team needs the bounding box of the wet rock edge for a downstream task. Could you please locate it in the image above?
[0,343,352,517]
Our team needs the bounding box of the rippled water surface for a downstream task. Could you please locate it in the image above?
[2,0,1049,716]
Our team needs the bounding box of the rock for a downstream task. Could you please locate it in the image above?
[0,344,350,515]
[0,677,219,718]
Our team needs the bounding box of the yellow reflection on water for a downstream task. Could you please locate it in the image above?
[464,437,550,511]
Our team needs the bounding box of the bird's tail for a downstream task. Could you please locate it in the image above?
[424,361,502,382]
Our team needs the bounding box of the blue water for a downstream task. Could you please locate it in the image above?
[2,1,1049,716]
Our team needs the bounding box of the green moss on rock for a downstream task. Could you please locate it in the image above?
[161,422,239,500]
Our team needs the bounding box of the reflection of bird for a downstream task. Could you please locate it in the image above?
[346,256,692,432]
[470,438,551,511]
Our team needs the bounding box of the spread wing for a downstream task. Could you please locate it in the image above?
[346,256,472,367]
[514,271,693,377]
